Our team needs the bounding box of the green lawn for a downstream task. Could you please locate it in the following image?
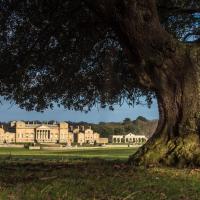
[0,148,200,200]
[0,147,137,161]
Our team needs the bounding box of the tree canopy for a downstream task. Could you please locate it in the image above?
[0,0,199,111]
[1,0,200,166]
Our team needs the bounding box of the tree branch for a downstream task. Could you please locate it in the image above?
[158,6,200,15]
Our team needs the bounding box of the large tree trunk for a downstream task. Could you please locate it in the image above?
[129,50,200,167]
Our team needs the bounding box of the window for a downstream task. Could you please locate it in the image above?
[48,131,50,139]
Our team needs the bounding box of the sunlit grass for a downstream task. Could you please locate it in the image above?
[0,160,200,200]
[0,147,199,200]
[0,147,137,162]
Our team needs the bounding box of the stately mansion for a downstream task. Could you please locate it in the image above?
[0,121,108,145]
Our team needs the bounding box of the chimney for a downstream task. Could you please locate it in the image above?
[70,126,73,131]
[81,126,85,131]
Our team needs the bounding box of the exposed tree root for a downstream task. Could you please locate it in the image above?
[128,133,200,167]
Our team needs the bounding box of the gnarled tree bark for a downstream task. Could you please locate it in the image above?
[130,46,200,167]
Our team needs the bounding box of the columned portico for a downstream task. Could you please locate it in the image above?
[35,126,52,142]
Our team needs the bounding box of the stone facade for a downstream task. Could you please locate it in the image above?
[109,135,124,143]
[0,121,108,145]
[110,133,148,144]
[72,126,103,145]
[99,138,109,144]
[13,121,73,144]
[124,133,147,143]
[0,126,15,144]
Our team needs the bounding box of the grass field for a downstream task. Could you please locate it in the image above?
[0,147,200,200]
[0,147,137,161]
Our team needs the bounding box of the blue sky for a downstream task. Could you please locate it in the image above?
[0,98,158,123]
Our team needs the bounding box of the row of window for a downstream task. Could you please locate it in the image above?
[113,138,146,143]
[17,133,69,138]
[17,133,34,138]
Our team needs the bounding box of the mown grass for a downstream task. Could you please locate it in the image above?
[0,148,200,200]
[0,147,137,161]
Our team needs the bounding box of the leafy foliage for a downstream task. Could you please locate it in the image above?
[0,0,199,111]
[136,116,148,122]
[157,0,200,42]
[91,117,157,138]
[123,117,131,124]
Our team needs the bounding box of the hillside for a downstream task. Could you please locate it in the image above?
[90,117,158,139]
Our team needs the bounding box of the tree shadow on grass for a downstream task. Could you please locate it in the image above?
[0,159,200,199]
